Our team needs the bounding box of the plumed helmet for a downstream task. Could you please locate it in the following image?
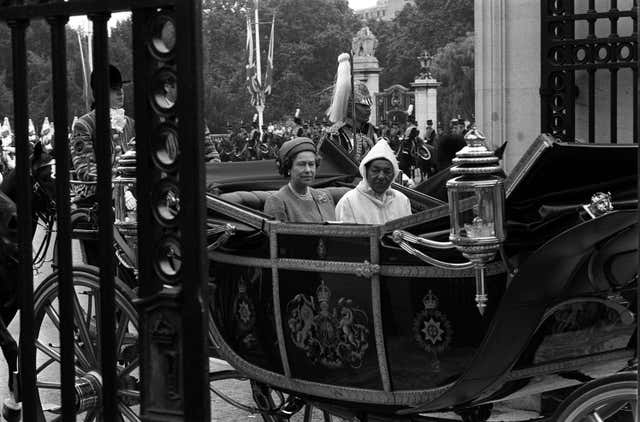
[326,53,373,123]
[353,82,372,107]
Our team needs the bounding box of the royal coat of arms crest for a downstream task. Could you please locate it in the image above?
[287,280,369,369]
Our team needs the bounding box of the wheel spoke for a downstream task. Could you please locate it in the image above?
[118,389,140,400]
[45,304,61,331]
[36,357,56,375]
[119,357,139,378]
[85,290,94,328]
[632,401,638,422]
[36,380,61,390]
[118,402,141,421]
[586,411,604,422]
[303,405,313,422]
[35,339,85,376]
[36,339,62,363]
[84,409,98,422]
[115,312,129,351]
[72,287,98,365]
[44,291,93,370]
[74,341,94,371]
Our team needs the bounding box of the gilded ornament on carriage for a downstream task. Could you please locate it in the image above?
[286,280,369,369]
[317,238,326,259]
[412,290,452,354]
[354,260,379,278]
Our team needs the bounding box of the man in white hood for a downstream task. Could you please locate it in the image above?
[335,139,411,224]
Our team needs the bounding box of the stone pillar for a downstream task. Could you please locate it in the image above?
[353,55,382,126]
[352,26,382,126]
[411,77,440,138]
[475,0,540,172]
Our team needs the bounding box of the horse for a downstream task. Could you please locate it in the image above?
[411,136,437,181]
[0,141,56,397]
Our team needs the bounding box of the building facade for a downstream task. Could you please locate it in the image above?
[354,0,415,21]
[475,0,637,172]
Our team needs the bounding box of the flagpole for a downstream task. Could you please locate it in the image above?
[77,31,90,112]
[86,19,93,72]
[254,0,264,135]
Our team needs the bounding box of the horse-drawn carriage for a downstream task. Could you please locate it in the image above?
[0,132,637,421]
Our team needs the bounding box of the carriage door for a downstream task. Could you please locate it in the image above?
[0,1,210,420]
[540,0,638,143]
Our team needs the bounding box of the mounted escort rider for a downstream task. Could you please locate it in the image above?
[321,53,377,164]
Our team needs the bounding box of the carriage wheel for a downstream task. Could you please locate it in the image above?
[553,372,637,422]
[33,265,140,421]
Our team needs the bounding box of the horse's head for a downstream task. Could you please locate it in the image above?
[31,141,56,212]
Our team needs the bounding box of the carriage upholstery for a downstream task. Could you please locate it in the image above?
[218,186,351,212]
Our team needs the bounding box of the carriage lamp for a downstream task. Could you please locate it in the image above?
[446,127,505,315]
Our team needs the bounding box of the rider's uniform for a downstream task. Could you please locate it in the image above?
[322,119,377,164]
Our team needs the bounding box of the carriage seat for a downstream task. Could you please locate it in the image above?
[219,186,351,212]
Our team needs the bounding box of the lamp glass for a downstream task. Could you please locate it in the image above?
[448,178,505,245]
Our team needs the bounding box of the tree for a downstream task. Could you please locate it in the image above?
[370,0,473,89]
[201,0,361,131]
[431,32,474,128]
[364,0,474,127]
[109,19,134,117]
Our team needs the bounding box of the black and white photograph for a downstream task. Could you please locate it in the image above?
[0,0,637,420]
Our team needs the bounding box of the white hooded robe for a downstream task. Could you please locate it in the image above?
[335,139,411,224]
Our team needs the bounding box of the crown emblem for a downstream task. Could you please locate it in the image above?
[316,280,331,304]
[238,281,247,294]
[423,290,439,310]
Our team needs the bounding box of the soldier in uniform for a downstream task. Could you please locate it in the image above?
[322,53,376,163]
[70,64,135,192]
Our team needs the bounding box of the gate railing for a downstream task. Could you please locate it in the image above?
[540,0,638,143]
[0,1,209,420]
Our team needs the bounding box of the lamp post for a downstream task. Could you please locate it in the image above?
[446,127,505,314]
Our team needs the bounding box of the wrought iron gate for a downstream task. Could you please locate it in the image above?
[541,0,638,143]
[0,1,209,420]
[375,84,414,126]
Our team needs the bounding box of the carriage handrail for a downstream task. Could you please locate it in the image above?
[390,229,475,270]
[391,229,456,250]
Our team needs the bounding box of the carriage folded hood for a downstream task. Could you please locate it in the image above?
[206,137,359,193]
[504,135,637,225]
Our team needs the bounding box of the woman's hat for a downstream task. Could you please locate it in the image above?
[278,137,316,162]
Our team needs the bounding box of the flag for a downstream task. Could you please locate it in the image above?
[245,17,261,106]
[263,15,275,97]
